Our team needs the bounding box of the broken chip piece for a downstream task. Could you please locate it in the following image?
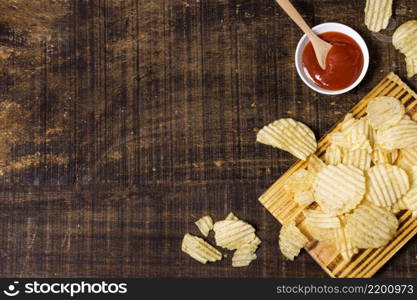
[213,220,256,250]
[181,233,222,264]
[279,221,308,260]
[194,216,214,237]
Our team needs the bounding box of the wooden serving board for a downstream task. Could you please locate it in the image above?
[259,72,417,278]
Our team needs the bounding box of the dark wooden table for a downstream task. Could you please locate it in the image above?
[0,0,416,278]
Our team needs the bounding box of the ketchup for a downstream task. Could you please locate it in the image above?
[302,32,364,91]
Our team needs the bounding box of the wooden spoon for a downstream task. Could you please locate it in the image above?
[275,0,332,70]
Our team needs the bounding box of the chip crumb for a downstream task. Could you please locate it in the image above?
[194,216,213,237]
[225,212,239,221]
[214,160,223,167]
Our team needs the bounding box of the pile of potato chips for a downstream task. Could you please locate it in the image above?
[257,96,417,261]
[181,213,261,267]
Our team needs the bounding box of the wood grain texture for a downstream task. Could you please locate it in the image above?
[0,0,416,278]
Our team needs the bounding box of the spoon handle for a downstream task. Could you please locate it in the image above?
[275,0,318,41]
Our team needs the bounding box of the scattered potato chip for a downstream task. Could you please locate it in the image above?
[396,147,417,177]
[307,154,326,174]
[324,144,342,165]
[181,233,222,264]
[393,20,417,59]
[194,216,213,237]
[256,118,317,160]
[303,209,341,228]
[366,97,405,130]
[232,244,258,267]
[294,190,315,206]
[393,20,417,78]
[406,56,417,78]
[366,164,409,207]
[279,221,308,260]
[213,220,256,250]
[335,226,358,260]
[342,148,372,170]
[376,118,417,150]
[346,202,398,248]
[314,164,365,216]
[364,0,393,32]
[372,147,398,165]
[225,212,239,221]
[284,169,314,193]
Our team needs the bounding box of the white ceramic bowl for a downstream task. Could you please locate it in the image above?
[295,22,369,95]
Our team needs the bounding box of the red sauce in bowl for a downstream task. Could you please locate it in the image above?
[302,31,364,91]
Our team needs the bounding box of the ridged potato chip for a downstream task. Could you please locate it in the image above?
[343,117,370,137]
[213,220,256,250]
[346,202,398,248]
[194,216,213,237]
[393,20,417,78]
[406,56,417,78]
[332,118,372,152]
[393,20,417,59]
[232,244,258,267]
[303,209,340,228]
[294,190,315,206]
[396,147,417,177]
[372,147,398,165]
[366,164,409,207]
[314,164,366,216]
[279,221,308,260]
[324,144,342,165]
[366,97,405,130]
[284,169,314,193]
[376,119,417,150]
[364,0,393,32]
[181,233,222,264]
[342,148,372,170]
[307,154,326,174]
[335,226,358,260]
[256,118,317,160]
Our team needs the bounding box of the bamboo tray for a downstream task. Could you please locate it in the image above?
[259,72,417,278]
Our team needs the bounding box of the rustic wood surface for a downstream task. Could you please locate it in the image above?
[0,0,416,278]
